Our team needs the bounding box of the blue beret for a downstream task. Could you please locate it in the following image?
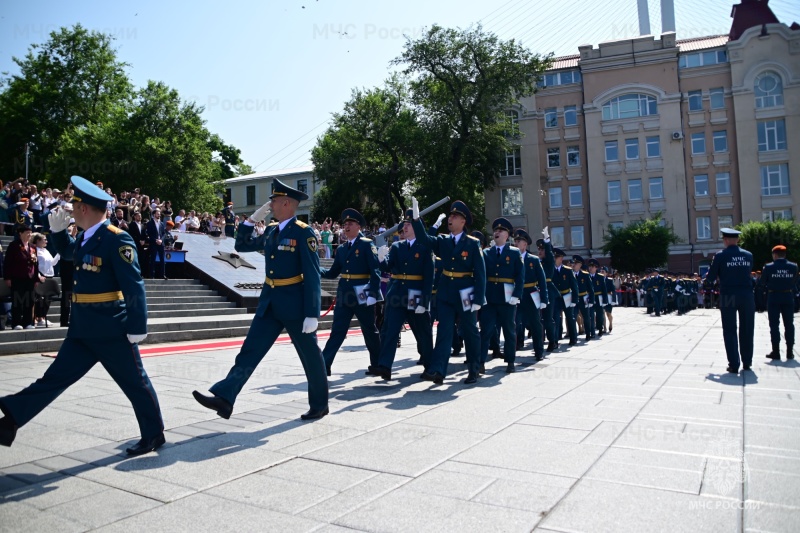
[270,178,308,202]
[70,176,113,210]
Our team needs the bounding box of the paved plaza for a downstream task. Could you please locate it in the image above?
[0,307,798,532]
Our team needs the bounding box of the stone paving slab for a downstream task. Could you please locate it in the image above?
[0,307,798,532]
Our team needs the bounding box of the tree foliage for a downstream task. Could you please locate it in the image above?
[0,24,247,212]
[738,219,800,269]
[601,214,682,273]
[312,24,552,229]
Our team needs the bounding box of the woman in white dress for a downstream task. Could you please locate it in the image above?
[31,233,59,327]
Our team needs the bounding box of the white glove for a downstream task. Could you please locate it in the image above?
[539,302,547,309]
[250,201,271,223]
[433,213,446,229]
[366,296,377,306]
[508,297,519,306]
[411,197,419,220]
[127,333,147,344]
[542,226,549,240]
[377,245,389,262]
[569,303,576,308]
[415,305,426,314]
[471,304,481,312]
[302,317,318,333]
[588,303,593,308]
[48,207,71,233]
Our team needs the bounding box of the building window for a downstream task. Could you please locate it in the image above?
[550,227,565,248]
[567,146,580,167]
[545,108,558,128]
[625,138,639,160]
[691,133,706,155]
[757,119,787,152]
[694,174,709,196]
[679,50,727,68]
[224,188,232,204]
[697,216,711,240]
[718,215,733,234]
[504,110,520,137]
[649,177,663,199]
[628,179,642,201]
[755,71,784,109]
[605,141,619,162]
[608,181,621,203]
[716,172,731,196]
[564,105,577,126]
[246,185,256,206]
[569,185,582,207]
[763,209,792,221]
[709,87,724,109]
[688,90,703,111]
[297,179,308,195]
[645,136,660,158]
[547,147,560,168]
[501,188,523,216]
[542,70,581,87]
[500,148,522,176]
[760,164,790,196]
[609,221,624,230]
[571,226,585,248]
[712,131,728,153]
[549,187,563,209]
[602,93,657,120]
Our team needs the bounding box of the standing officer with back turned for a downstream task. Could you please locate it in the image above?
[0,176,165,455]
[704,228,755,374]
[193,179,328,421]
[762,244,797,361]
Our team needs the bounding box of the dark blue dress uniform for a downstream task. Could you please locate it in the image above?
[603,270,616,314]
[553,252,579,345]
[374,214,434,377]
[412,202,486,382]
[480,221,523,368]
[572,256,595,340]
[761,245,797,359]
[209,183,327,414]
[321,209,383,371]
[704,228,755,372]
[589,260,608,335]
[515,229,548,359]
[0,177,164,446]
[537,238,558,351]
[223,203,236,237]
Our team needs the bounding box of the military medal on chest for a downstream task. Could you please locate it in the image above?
[82,254,102,272]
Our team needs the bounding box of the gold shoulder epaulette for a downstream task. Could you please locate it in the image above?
[294,220,308,228]
[581,269,589,274]
[467,235,479,242]
[360,237,373,242]
[106,224,123,234]
[267,221,279,227]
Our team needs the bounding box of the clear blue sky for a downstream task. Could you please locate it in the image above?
[1,0,798,173]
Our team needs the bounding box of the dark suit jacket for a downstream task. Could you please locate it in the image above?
[146,219,166,247]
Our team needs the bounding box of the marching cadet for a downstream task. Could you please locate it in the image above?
[0,177,165,454]
[704,228,755,373]
[320,208,383,375]
[571,255,594,341]
[588,259,608,336]
[762,245,797,361]
[536,227,559,352]
[193,179,328,421]
[602,266,616,332]
[552,248,579,346]
[411,198,486,385]
[372,210,435,379]
[513,229,548,360]
[480,218,524,373]
[222,201,236,238]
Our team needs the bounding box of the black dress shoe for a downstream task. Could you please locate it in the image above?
[416,359,424,365]
[726,366,739,374]
[326,365,332,377]
[126,433,166,456]
[534,354,543,361]
[766,351,780,360]
[300,407,329,421]
[569,339,577,346]
[743,365,752,371]
[192,390,233,419]
[585,335,591,341]
[545,343,556,353]
[432,372,444,385]
[369,365,392,380]
[0,417,17,447]
[420,372,435,381]
[464,373,478,384]
[478,363,486,375]
[506,363,515,373]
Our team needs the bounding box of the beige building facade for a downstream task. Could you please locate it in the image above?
[485,3,799,272]
[224,166,317,222]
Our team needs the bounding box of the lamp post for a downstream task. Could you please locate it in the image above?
[690,242,695,273]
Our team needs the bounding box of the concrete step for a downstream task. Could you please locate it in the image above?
[45,301,239,312]
[145,295,228,304]
[44,306,248,321]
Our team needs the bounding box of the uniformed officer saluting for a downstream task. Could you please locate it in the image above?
[411,198,486,384]
[320,208,383,375]
[0,176,165,455]
[761,244,797,361]
[480,218,523,373]
[193,179,328,421]
[704,228,755,373]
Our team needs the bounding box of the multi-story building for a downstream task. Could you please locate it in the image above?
[486,0,799,272]
[223,166,317,222]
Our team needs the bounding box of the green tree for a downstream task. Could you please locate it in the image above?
[601,214,682,273]
[738,219,800,269]
[393,24,552,229]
